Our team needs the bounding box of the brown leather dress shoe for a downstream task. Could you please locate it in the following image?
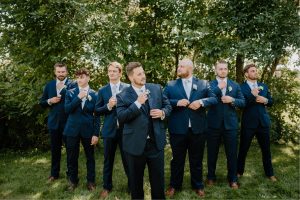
[206,179,215,186]
[165,187,176,198]
[229,182,239,189]
[100,189,110,199]
[195,189,205,198]
[269,176,277,182]
[87,182,96,191]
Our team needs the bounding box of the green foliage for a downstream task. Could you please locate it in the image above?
[0,0,299,149]
[268,68,300,143]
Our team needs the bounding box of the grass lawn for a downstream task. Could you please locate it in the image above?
[0,141,299,199]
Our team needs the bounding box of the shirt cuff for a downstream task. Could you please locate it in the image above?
[160,110,165,120]
[134,101,142,109]
[47,99,52,105]
[198,100,204,107]
[264,99,268,105]
[107,104,112,111]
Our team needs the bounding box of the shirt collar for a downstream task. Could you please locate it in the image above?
[79,85,89,92]
[132,85,146,95]
[56,78,67,85]
[246,80,258,86]
[110,81,121,88]
[181,76,193,83]
[216,77,227,83]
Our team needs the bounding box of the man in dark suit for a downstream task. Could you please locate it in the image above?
[237,64,277,182]
[164,59,217,198]
[95,62,130,198]
[40,63,77,182]
[116,62,172,199]
[206,60,245,189]
[64,68,100,191]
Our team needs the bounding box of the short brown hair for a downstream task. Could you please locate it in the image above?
[54,62,67,70]
[108,61,122,73]
[215,59,227,68]
[126,62,142,76]
[75,68,90,77]
[243,64,257,74]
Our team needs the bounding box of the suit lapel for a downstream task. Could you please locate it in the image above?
[106,84,112,98]
[225,79,231,95]
[145,84,154,109]
[178,79,188,99]
[189,77,198,100]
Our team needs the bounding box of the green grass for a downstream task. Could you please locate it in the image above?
[0,142,299,199]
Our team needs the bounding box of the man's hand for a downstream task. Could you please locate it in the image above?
[137,93,148,104]
[188,100,201,110]
[221,96,234,104]
[256,96,268,104]
[177,99,190,107]
[108,97,117,108]
[78,90,88,99]
[218,80,227,89]
[90,136,99,146]
[150,109,163,118]
[49,96,61,104]
[251,88,260,97]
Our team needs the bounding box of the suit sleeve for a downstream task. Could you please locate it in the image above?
[116,93,142,124]
[64,91,82,114]
[95,89,112,116]
[160,85,172,118]
[265,85,273,107]
[93,95,101,136]
[201,82,218,107]
[40,84,50,108]
[232,84,245,108]
[163,85,179,108]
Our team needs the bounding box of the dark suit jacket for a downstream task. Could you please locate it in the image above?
[240,81,273,128]
[207,79,245,130]
[116,83,172,156]
[63,87,100,138]
[40,79,77,130]
[163,77,217,135]
[95,82,129,138]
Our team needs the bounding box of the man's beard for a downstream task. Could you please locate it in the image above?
[177,71,189,78]
[57,76,66,81]
[133,78,146,86]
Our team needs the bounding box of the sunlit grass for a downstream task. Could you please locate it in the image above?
[0,141,299,199]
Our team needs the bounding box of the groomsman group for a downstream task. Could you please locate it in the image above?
[40,59,277,199]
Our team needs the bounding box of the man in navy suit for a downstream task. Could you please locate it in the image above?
[64,68,100,191]
[164,59,217,198]
[206,60,245,189]
[237,64,277,182]
[40,63,77,182]
[95,62,130,198]
[116,62,172,199]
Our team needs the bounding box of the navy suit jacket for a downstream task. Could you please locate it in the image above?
[240,81,273,128]
[163,77,217,135]
[40,78,77,130]
[207,79,245,130]
[95,82,129,138]
[116,83,172,156]
[63,87,100,138]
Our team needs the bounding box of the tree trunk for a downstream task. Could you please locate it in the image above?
[235,54,244,83]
